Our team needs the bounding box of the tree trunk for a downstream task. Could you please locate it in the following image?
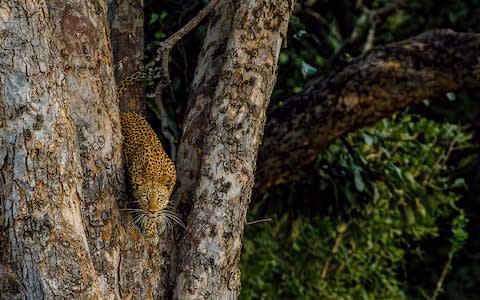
[0,1,122,298]
[171,1,294,298]
[0,1,170,299]
[109,0,145,113]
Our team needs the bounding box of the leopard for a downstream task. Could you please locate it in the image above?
[117,68,183,237]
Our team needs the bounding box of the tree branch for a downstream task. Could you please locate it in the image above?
[154,0,220,99]
[110,0,145,113]
[152,0,220,162]
[256,30,480,190]
[325,0,405,68]
[171,1,295,297]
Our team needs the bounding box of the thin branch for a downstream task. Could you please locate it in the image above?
[154,0,220,92]
[362,15,377,53]
[151,0,220,158]
[245,218,272,225]
[375,0,406,18]
[422,136,458,186]
[147,101,177,161]
[431,256,453,300]
[325,0,405,68]
[321,227,346,280]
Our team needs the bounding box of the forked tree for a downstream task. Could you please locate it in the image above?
[1,1,479,299]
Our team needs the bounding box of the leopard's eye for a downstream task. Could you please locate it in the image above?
[157,192,167,203]
[137,192,148,206]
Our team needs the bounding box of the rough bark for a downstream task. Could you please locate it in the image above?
[0,1,171,299]
[171,1,295,298]
[256,30,480,190]
[0,1,121,298]
[108,0,145,113]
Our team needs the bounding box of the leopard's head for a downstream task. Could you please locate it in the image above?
[134,177,173,212]
[132,175,180,236]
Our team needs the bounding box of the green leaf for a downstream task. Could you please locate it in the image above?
[300,61,318,78]
[446,92,456,101]
[354,168,365,192]
[149,13,159,25]
[451,178,466,189]
[279,52,289,64]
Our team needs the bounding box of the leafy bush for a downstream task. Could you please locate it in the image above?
[240,114,475,299]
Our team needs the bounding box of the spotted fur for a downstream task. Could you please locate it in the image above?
[118,68,182,237]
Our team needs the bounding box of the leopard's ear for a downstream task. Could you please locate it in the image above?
[132,177,145,188]
[160,175,174,186]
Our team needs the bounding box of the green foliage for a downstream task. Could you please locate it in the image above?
[148,10,169,39]
[449,211,469,258]
[240,114,475,299]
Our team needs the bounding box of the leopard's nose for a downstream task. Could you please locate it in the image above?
[148,198,161,212]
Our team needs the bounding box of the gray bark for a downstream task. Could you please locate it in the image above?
[171,1,295,299]
[109,0,145,113]
[1,1,121,298]
[0,1,170,299]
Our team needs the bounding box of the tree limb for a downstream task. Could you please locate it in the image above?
[109,0,145,113]
[152,0,220,162]
[154,0,220,99]
[171,1,295,298]
[256,30,480,190]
